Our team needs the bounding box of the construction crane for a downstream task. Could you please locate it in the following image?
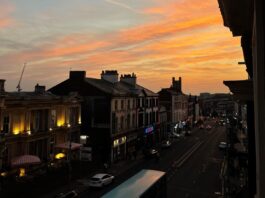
[17,62,26,92]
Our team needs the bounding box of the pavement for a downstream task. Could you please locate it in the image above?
[40,153,145,198]
[0,152,145,198]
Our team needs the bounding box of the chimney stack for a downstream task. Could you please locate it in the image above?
[35,84,46,93]
[120,73,137,87]
[69,71,86,81]
[101,70,119,83]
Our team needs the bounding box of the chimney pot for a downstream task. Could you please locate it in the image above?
[101,70,119,83]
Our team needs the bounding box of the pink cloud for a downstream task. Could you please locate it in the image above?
[0,1,15,28]
[1,0,246,94]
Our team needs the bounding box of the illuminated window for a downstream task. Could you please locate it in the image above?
[50,110,56,128]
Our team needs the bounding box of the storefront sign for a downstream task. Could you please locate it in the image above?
[127,134,137,142]
[144,125,154,134]
[80,147,92,161]
[80,135,89,144]
[113,136,126,147]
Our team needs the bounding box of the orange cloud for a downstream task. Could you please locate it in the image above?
[0,19,12,28]
[1,0,245,94]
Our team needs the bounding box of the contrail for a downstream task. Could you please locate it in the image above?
[105,0,140,13]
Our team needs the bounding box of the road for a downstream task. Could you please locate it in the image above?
[80,122,226,198]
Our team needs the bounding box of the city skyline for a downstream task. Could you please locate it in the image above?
[0,0,247,94]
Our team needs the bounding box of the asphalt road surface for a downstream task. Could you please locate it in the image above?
[80,122,226,198]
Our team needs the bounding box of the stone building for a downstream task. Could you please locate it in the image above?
[49,71,159,164]
[158,77,188,133]
[0,81,81,175]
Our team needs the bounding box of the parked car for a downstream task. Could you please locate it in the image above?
[143,148,160,158]
[169,132,181,138]
[54,190,78,198]
[199,125,205,129]
[218,142,227,150]
[184,130,192,136]
[161,140,172,148]
[206,125,212,130]
[88,173,115,187]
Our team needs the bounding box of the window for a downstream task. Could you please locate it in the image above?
[115,100,118,110]
[121,116,124,129]
[127,114,130,128]
[69,107,79,126]
[121,100,124,110]
[145,99,149,107]
[103,175,110,179]
[2,115,10,133]
[50,136,55,154]
[31,109,49,132]
[145,113,149,125]
[139,113,143,127]
[137,99,140,107]
[34,110,40,132]
[112,113,116,132]
[132,114,135,127]
[50,110,56,128]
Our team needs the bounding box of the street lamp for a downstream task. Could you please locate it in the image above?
[68,131,72,187]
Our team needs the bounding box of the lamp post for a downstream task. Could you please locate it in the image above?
[0,137,7,192]
[68,131,72,187]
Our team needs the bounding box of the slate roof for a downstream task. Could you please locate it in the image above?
[119,81,158,97]
[85,78,135,96]
[5,91,59,100]
[83,78,157,97]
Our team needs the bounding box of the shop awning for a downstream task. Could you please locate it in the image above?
[11,155,41,167]
[55,142,82,150]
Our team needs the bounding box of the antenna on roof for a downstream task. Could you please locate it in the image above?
[16,62,26,92]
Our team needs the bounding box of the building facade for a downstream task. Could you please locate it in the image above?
[0,82,81,175]
[158,77,188,133]
[199,93,235,117]
[49,71,159,165]
[217,0,265,197]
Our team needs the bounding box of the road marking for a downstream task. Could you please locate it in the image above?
[176,141,203,168]
[167,141,204,181]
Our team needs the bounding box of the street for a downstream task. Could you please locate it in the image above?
[79,122,226,198]
[0,122,225,198]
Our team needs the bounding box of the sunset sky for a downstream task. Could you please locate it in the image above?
[0,0,247,94]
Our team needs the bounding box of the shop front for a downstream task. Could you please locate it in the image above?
[144,125,155,148]
[126,134,137,160]
[112,136,126,163]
